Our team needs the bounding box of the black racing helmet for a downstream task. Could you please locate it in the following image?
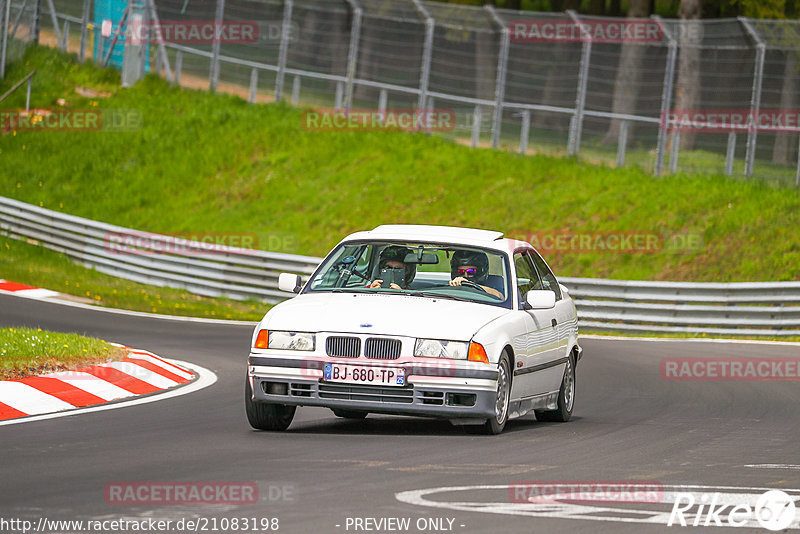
[450,250,489,283]
[378,245,416,287]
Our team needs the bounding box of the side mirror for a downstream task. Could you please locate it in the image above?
[559,283,569,295]
[278,273,302,294]
[525,290,556,309]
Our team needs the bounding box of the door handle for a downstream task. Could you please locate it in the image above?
[551,318,558,328]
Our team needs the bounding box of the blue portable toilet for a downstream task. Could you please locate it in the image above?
[94,0,150,72]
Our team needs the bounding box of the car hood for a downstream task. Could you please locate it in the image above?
[262,292,509,340]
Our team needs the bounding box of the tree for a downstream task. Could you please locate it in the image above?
[674,0,702,150]
[601,0,651,146]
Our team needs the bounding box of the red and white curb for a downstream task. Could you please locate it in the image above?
[0,279,59,299]
[0,346,197,421]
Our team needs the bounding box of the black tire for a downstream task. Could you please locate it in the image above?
[535,354,575,423]
[466,351,511,435]
[245,376,296,431]
[332,409,368,419]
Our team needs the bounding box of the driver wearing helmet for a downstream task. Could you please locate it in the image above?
[449,250,503,299]
[368,245,416,290]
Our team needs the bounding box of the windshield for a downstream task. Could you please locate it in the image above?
[305,241,512,308]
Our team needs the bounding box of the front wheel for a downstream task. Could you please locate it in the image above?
[466,352,511,435]
[245,376,296,431]
[535,355,575,423]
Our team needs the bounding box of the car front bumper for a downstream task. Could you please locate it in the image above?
[247,353,499,420]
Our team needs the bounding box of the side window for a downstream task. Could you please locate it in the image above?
[513,252,542,305]
[530,251,562,300]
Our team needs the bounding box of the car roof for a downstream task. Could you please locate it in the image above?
[339,225,532,252]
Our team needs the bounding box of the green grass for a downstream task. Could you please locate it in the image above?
[0,236,265,321]
[0,326,127,379]
[1,46,800,325]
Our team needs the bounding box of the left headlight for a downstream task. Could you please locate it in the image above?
[414,339,469,360]
[254,330,315,351]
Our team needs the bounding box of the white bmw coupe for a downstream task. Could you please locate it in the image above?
[246,225,582,434]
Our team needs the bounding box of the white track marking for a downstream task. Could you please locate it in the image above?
[99,361,178,389]
[126,352,194,379]
[396,484,800,529]
[12,288,60,298]
[0,381,75,414]
[39,370,135,401]
[746,464,800,470]
[0,360,216,426]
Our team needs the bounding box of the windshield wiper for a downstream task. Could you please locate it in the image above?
[329,288,407,294]
[407,291,473,303]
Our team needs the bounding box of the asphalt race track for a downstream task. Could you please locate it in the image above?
[2,292,799,534]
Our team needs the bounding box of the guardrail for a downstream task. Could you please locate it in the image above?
[2,196,798,336]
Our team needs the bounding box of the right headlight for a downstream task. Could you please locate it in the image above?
[414,339,469,360]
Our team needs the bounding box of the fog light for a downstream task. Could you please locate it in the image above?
[446,393,476,407]
[263,382,288,395]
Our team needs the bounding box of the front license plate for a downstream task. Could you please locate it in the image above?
[324,363,405,386]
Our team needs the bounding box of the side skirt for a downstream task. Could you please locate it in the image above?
[508,391,559,420]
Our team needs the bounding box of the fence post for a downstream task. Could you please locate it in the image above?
[378,88,387,116]
[275,0,293,102]
[471,106,481,148]
[796,135,799,187]
[79,0,90,61]
[44,0,62,51]
[61,19,69,50]
[209,0,225,92]
[617,120,628,167]
[725,132,736,176]
[740,17,765,179]
[249,68,258,103]
[0,0,10,79]
[566,10,591,156]
[669,131,680,173]
[334,81,343,110]
[519,110,530,154]
[343,0,361,113]
[146,0,172,81]
[485,5,509,149]
[32,0,40,44]
[411,0,433,114]
[653,15,676,176]
[175,50,182,85]
[25,73,32,110]
[291,75,300,105]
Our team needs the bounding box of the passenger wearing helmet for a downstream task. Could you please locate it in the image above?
[449,250,503,299]
[368,245,416,289]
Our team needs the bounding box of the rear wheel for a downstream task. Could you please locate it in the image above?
[535,354,575,423]
[245,376,296,431]
[332,409,368,419]
[466,352,511,435]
